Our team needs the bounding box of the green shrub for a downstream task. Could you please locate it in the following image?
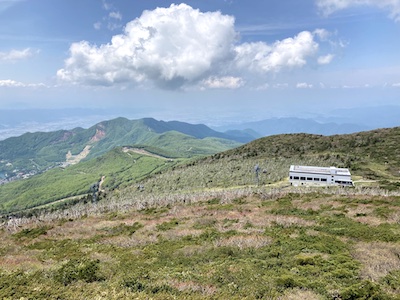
[317,214,400,242]
[54,258,103,285]
[28,239,83,261]
[12,225,52,240]
[295,254,318,266]
[123,276,177,295]
[381,270,400,293]
[207,197,221,205]
[374,206,391,218]
[123,278,147,292]
[340,280,389,300]
[156,218,180,231]
[102,222,143,236]
[193,217,216,229]
[276,274,302,289]
[232,196,247,204]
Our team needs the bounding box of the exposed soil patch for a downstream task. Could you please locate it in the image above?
[65,145,92,165]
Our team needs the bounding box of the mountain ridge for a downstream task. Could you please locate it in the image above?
[2,126,399,215]
[215,117,369,137]
[0,117,243,180]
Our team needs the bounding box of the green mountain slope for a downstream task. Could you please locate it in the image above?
[120,127,400,195]
[225,127,400,179]
[0,147,182,214]
[0,117,242,178]
[1,126,399,215]
[1,128,400,299]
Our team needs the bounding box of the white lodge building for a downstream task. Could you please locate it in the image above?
[289,165,353,187]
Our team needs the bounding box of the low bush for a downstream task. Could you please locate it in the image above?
[340,280,389,300]
[12,225,52,240]
[54,258,103,286]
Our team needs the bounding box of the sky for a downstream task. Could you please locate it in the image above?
[0,0,400,125]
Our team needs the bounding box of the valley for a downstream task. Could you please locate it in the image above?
[0,120,399,299]
[3,0,400,298]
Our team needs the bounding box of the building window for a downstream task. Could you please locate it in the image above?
[307,177,312,181]
[294,176,299,180]
[314,178,320,181]
[321,178,327,182]
[300,177,306,181]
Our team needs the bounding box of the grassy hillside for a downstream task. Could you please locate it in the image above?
[225,128,400,178]
[0,117,242,177]
[0,127,400,299]
[1,127,399,216]
[0,188,399,299]
[0,147,184,214]
[123,128,400,196]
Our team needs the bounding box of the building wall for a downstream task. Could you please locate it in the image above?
[289,171,352,187]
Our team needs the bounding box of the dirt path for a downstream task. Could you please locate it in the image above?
[99,175,106,192]
[122,147,170,160]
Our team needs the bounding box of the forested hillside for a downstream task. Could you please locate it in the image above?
[0,117,243,180]
[0,127,400,299]
[2,127,399,216]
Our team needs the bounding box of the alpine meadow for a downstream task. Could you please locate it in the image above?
[1,0,400,299]
[1,122,400,299]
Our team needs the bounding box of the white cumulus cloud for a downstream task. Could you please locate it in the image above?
[0,48,37,62]
[58,4,332,90]
[0,79,24,87]
[296,82,313,88]
[234,31,318,73]
[318,53,335,65]
[202,76,244,89]
[0,79,45,88]
[58,4,236,89]
[316,0,400,22]
[109,11,122,20]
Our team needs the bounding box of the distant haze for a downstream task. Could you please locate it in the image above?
[1,1,400,131]
[0,105,399,141]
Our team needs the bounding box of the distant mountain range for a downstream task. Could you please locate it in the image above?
[0,117,244,178]
[1,105,399,141]
[322,105,400,129]
[215,117,369,137]
[213,105,400,136]
[1,125,399,215]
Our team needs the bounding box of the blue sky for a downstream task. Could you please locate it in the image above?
[0,0,399,124]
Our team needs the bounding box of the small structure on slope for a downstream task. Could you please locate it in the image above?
[289,165,353,187]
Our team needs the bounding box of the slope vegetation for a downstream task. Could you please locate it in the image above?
[0,147,182,214]
[1,188,400,299]
[1,127,399,215]
[0,127,399,299]
[0,117,242,178]
[125,127,400,195]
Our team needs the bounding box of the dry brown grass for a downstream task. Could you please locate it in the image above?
[387,209,400,224]
[99,233,159,248]
[280,288,324,300]
[168,279,217,296]
[293,198,343,212]
[177,244,212,257]
[0,250,44,271]
[352,241,400,281]
[214,234,272,249]
[344,204,384,225]
[3,186,399,232]
[265,214,316,228]
[159,227,204,240]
